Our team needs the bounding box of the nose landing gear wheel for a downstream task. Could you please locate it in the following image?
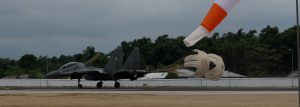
[114,81,120,88]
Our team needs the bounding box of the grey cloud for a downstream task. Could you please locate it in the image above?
[217,0,295,33]
[0,0,296,59]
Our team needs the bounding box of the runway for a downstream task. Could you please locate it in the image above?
[0,87,297,107]
[0,87,297,94]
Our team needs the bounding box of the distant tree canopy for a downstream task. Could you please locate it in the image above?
[18,54,37,70]
[121,25,297,77]
[0,25,297,78]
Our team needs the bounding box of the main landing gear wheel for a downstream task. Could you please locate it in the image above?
[78,84,83,89]
[97,81,103,89]
[114,81,120,89]
[77,77,83,89]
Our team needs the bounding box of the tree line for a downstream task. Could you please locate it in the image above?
[0,25,297,78]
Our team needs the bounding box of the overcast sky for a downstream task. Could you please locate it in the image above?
[0,0,296,59]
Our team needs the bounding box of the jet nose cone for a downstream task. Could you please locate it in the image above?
[45,70,60,79]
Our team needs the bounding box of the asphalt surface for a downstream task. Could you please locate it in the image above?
[2,87,298,91]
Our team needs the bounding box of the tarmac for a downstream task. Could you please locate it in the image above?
[0,87,297,94]
[0,87,297,107]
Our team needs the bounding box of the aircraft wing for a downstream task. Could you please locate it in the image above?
[46,67,107,79]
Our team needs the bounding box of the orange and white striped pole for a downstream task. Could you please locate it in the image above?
[184,0,240,47]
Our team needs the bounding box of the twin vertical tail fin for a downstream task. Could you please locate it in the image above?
[122,47,143,70]
[104,47,144,73]
[104,47,124,73]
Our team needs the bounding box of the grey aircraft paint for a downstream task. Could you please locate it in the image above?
[45,47,147,89]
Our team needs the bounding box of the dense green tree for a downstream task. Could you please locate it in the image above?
[92,52,108,68]
[18,54,37,70]
[0,25,298,78]
[82,46,96,62]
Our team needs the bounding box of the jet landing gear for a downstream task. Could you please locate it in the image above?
[72,73,83,89]
[77,78,83,89]
[96,81,119,89]
[96,81,103,89]
[114,81,120,88]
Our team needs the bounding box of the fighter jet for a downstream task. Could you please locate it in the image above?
[45,47,147,88]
